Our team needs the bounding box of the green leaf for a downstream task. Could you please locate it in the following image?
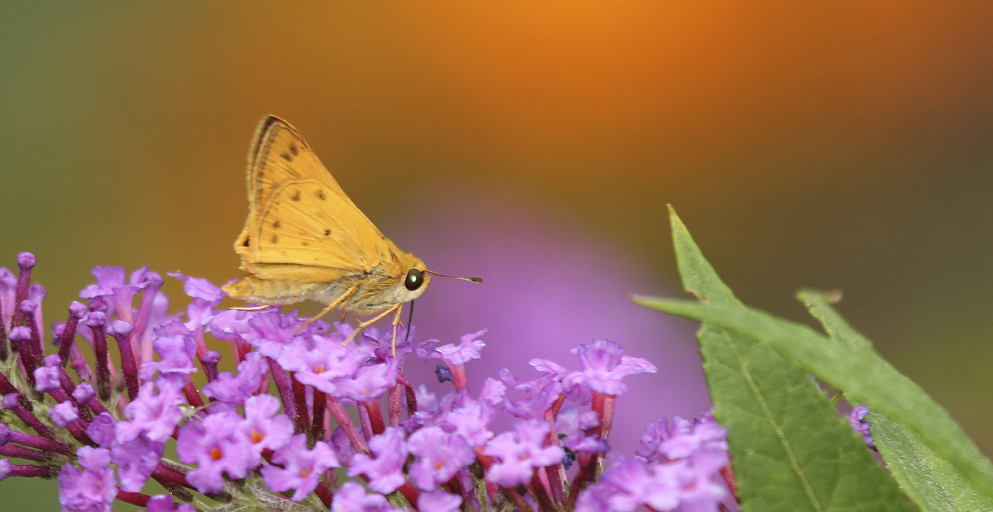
[799,290,993,511]
[633,206,993,511]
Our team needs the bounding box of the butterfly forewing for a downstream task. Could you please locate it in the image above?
[234,116,392,273]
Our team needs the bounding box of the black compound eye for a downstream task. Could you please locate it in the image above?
[404,269,424,291]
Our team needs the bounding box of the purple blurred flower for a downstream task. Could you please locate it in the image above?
[418,491,463,512]
[33,365,61,393]
[556,405,605,454]
[176,410,253,494]
[85,413,116,448]
[117,375,187,443]
[112,433,165,492]
[334,358,399,401]
[260,434,339,501]
[849,405,876,450]
[636,414,728,463]
[416,329,486,366]
[140,334,199,380]
[444,398,497,447]
[483,419,564,487]
[565,339,657,396]
[408,426,475,490]
[202,351,267,404]
[146,495,196,512]
[58,446,117,512]
[331,481,400,512]
[277,333,373,394]
[347,427,409,494]
[238,395,294,465]
[49,401,79,428]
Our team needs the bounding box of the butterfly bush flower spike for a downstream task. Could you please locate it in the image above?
[0,251,738,512]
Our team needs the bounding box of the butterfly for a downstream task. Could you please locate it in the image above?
[223,115,480,351]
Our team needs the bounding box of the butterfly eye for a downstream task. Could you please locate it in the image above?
[404,269,424,291]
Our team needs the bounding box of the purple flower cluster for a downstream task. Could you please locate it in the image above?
[0,254,735,511]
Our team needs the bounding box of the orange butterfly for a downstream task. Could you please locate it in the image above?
[223,116,480,351]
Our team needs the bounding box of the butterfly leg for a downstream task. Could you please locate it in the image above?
[390,304,404,358]
[341,304,401,347]
[294,285,359,334]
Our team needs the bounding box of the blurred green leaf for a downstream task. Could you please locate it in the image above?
[633,206,935,511]
[799,290,993,511]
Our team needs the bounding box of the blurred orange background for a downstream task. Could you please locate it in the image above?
[3,2,993,509]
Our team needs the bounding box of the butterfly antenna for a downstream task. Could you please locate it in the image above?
[424,270,483,283]
[405,300,415,341]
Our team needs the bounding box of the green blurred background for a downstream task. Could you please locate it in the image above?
[3,2,993,509]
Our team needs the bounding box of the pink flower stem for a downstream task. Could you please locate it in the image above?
[357,401,373,441]
[448,363,469,392]
[362,400,385,436]
[291,377,310,434]
[388,383,402,427]
[325,394,369,454]
[4,463,58,478]
[266,357,297,424]
[310,389,327,443]
[90,323,111,401]
[115,490,150,507]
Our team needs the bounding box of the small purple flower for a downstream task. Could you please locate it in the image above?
[849,405,876,450]
[117,375,187,443]
[443,399,497,447]
[0,458,10,481]
[418,490,463,512]
[636,414,728,463]
[58,446,117,512]
[203,351,267,404]
[333,359,399,402]
[407,426,476,490]
[72,382,96,404]
[416,329,487,366]
[347,427,410,494]
[277,334,373,394]
[238,395,294,465]
[565,339,657,396]
[556,405,605,453]
[146,494,196,512]
[176,410,254,494]
[331,481,400,512]
[49,401,79,428]
[0,268,17,333]
[503,379,562,420]
[483,419,564,487]
[112,432,165,492]
[33,365,61,393]
[260,434,339,501]
[168,272,225,330]
[140,334,199,380]
[86,413,117,448]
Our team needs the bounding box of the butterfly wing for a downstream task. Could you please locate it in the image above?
[234,116,393,273]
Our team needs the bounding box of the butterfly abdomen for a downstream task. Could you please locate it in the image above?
[222,275,342,306]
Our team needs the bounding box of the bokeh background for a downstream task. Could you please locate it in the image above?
[3,2,993,509]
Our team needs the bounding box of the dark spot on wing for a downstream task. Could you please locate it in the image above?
[280,152,293,162]
[302,241,309,246]
[289,143,298,156]
[243,236,250,247]
[324,229,331,236]
[292,190,301,201]
[315,189,325,200]
[273,220,281,229]
[271,234,279,244]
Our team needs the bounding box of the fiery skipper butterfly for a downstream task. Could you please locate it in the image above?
[223,116,480,348]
